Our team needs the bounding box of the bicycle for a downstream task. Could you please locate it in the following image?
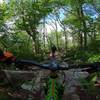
[14,46,100,100]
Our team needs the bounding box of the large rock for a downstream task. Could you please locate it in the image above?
[64,69,89,89]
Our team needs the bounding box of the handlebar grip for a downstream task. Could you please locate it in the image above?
[69,62,100,73]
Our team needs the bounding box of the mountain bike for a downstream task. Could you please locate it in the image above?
[15,46,100,100]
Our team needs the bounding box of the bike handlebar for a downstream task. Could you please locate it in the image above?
[15,59,100,72]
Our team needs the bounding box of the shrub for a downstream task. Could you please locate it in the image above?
[88,55,100,63]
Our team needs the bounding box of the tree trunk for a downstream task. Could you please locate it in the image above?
[76,0,88,50]
[78,31,83,50]
[32,33,40,54]
[42,17,46,56]
[79,0,87,49]
[63,26,68,53]
[55,16,59,49]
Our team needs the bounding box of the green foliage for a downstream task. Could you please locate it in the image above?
[48,31,64,48]
[0,2,7,33]
[79,72,100,100]
[88,39,100,52]
[0,0,99,61]
[63,14,82,28]
[65,48,92,63]
[0,31,34,59]
[88,54,100,63]
[65,45,100,63]
[6,0,64,53]
[79,73,98,95]
[74,51,92,62]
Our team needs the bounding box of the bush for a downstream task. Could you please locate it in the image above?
[88,55,100,63]
[79,73,98,96]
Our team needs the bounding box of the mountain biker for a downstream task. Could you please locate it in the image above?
[50,44,57,58]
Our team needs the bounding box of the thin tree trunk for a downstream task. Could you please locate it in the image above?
[43,17,46,52]
[79,0,87,49]
[55,21,59,49]
[78,31,83,50]
[76,2,87,49]
[63,26,68,53]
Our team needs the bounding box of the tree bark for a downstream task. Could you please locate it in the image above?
[79,0,87,49]
[55,20,59,49]
[63,25,68,53]
[78,31,83,50]
[76,0,88,50]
